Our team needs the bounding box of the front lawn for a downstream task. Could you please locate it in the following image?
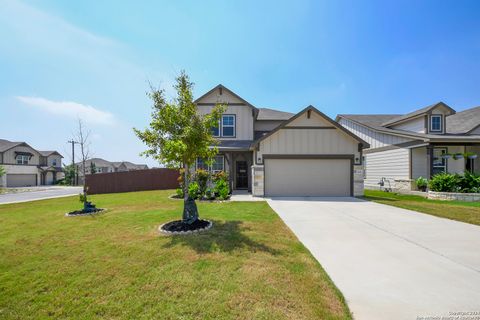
[0,190,350,319]
[364,189,480,226]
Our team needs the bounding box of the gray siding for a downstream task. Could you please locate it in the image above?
[411,147,428,179]
[365,148,410,187]
[391,116,425,133]
[2,146,41,165]
[339,118,412,150]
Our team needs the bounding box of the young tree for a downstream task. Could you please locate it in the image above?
[75,119,92,209]
[0,165,5,178]
[62,164,76,185]
[134,71,225,224]
[90,162,97,175]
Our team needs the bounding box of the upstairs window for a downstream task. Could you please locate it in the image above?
[430,115,442,132]
[221,115,235,137]
[52,159,57,166]
[16,154,29,165]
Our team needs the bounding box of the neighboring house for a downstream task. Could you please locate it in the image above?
[78,158,149,176]
[336,102,480,191]
[195,85,369,197]
[0,139,64,187]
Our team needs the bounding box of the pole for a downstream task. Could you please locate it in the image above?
[68,140,78,186]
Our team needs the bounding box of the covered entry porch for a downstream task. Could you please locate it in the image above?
[222,151,253,192]
[411,143,480,179]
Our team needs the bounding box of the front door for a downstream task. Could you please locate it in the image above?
[236,161,248,189]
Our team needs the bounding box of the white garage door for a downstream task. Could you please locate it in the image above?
[265,158,351,197]
[6,174,37,187]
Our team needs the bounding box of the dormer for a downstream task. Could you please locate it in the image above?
[195,84,258,140]
[382,102,455,135]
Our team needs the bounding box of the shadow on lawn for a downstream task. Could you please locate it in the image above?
[162,220,279,255]
[362,196,398,202]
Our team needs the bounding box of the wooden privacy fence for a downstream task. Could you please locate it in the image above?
[85,168,179,194]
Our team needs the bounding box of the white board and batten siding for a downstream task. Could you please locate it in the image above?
[257,111,361,160]
[391,116,425,133]
[196,88,254,141]
[338,118,413,150]
[365,148,410,187]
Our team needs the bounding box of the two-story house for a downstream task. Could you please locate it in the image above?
[336,102,480,191]
[0,139,64,187]
[195,85,369,197]
[76,158,149,184]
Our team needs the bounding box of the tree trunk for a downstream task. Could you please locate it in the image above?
[182,163,199,224]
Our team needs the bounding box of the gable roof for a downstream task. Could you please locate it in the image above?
[381,102,455,127]
[38,150,63,157]
[337,114,402,129]
[254,105,370,148]
[257,108,294,120]
[0,139,23,152]
[195,84,257,108]
[446,106,480,134]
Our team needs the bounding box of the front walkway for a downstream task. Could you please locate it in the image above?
[267,197,480,320]
[230,190,265,202]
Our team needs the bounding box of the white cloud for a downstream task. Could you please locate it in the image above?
[16,96,116,125]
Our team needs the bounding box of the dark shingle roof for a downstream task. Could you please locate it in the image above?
[217,140,253,150]
[257,108,294,120]
[337,115,401,129]
[38,150,63,157]
[446,106,480,134]
[0,139,23,152]
[381,102,454,126]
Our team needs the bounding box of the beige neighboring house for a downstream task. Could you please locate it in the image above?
[336,103,480,191]
[77,158,148,180]
[195,84,369,197]
[0,139,64,187]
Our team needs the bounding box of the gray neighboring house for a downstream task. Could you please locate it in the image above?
[195,84,369,197]
[336,102,480,191]
[0,139,64,187]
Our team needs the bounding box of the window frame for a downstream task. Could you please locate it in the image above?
[432,147,447,175]
[221,114,236,138]
[430,115,442,132]
[196,155,225,173]
[15,154,29,165]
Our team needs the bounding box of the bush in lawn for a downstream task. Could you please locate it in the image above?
[188,181,200,200]
[215,180,229,200]
[415,176,428,191]
[458,171,480,193]
[205,188,214,200]
[176,188,184,198]
[195,169,209,198]
[428,173,461,192]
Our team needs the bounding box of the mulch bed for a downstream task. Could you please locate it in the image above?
[65,208,104,217]
[160,219,212,235]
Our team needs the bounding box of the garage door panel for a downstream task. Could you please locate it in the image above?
[6,174,37,187]
[265,159,351,197]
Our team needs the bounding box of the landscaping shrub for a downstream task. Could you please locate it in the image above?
[458,171,480,193]
[428,173,461,192]
[188,182,200,199]
[215,179,229,200]
[415,177,428,191]
[176,188,184,198]
[195,169,209,198]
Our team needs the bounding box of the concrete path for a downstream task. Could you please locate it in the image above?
[0,186,83,205]
[267,197,480,320]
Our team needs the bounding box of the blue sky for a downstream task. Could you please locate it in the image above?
[1,0,479,167]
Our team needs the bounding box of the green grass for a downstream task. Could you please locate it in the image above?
[0,190,350,320]
[364,189,480,226]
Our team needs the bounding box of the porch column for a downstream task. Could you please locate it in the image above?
[426,145,433,179]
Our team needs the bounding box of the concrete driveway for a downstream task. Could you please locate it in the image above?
[267,197,480,320]
[0,186,83,205]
